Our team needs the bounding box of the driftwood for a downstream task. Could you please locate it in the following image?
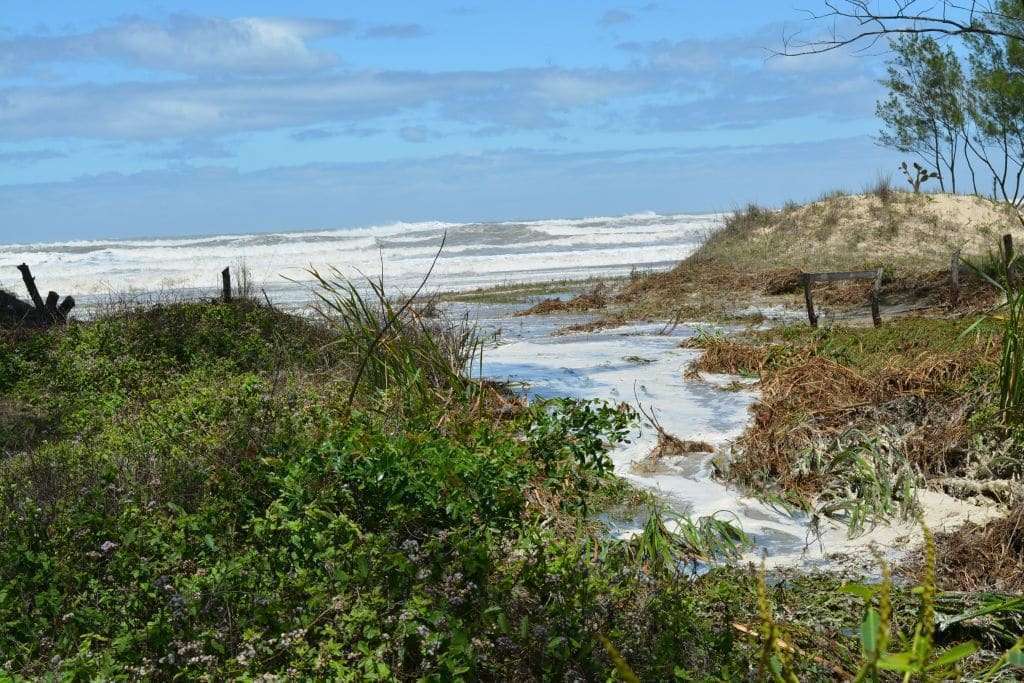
[0,263,75,327]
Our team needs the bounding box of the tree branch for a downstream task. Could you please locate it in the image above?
[778,1,1024,56]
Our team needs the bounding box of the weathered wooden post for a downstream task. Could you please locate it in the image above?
[801,273,818,328]
[44,291,60,320]
[950,248,961,307]
[870,268,884,327]
[221,267,232,302]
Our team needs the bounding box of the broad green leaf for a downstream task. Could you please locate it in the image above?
[877,651,915,671]
[841,582,877,601]
[927,641,978,669]
[860,608,880,657]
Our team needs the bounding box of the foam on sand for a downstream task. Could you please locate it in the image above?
[483,322,998,568]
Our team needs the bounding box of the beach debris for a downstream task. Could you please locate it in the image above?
[631,431,714,473]
[650,431,714,458]
[1,263,75,327]
[762,267,803,295]
[516,282,609,316]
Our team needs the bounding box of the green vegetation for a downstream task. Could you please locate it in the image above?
[0,293,1020,677]
[965,246,1024,427]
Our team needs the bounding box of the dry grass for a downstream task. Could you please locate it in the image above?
[651,432,714,458]
[631,432,714,475]
[697,193,1019,276]
[682,334,770,376]
[556,314,632,335]
[908,505,1024,592]
[621,192,1016,319]
[516,283,609,316]
[684,321,1001,504]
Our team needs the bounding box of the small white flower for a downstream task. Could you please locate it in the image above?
[99,541,118,553]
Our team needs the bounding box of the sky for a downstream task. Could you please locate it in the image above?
[0,1,901,242]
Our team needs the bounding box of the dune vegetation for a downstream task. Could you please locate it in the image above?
[617,187,1022,322]
[3,268,1022,679]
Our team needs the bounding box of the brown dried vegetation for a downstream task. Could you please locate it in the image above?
[516,283,609,316]
[910,505,1024,592]
[685,320,1001,503]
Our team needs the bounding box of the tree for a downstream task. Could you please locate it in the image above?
[780,1,1024,56]
[876,35,967,192]
[966,2,1024,205]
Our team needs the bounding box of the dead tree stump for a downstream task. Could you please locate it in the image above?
[1,264,76,326]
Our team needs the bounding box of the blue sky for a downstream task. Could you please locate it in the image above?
[0,1,899,241]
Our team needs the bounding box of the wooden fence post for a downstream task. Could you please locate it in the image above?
[870,268,883,327]
[801,273,818,328]
[950,249,960,307]
[222,267,232,302]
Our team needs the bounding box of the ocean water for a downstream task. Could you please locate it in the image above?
[0,212,720,309]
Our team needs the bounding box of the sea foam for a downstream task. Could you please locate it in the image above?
[0,212,722,307]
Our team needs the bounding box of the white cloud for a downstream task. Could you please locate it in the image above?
[598,10,634,28]
[0,15,352,76]
[0,148,65,165]
[361,24,428,40]
[0,68,655,141]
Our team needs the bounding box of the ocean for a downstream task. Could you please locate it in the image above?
[1,212,721,310]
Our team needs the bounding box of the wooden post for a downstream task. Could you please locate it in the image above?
[870,268,883,327]
[16,263,45,313]
[950,249,961,307]
[221,267,232,302]
[801,273,818,328]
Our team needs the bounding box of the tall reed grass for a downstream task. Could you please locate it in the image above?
[304,241,484,415]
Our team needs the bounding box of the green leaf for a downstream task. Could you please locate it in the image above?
[204,534,218,552]
[877,651,915,671]
[860,608,880,656]
[927,641,978,669]
[842,582,877,601]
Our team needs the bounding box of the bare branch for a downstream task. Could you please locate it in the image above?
[777,1,1024,56]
